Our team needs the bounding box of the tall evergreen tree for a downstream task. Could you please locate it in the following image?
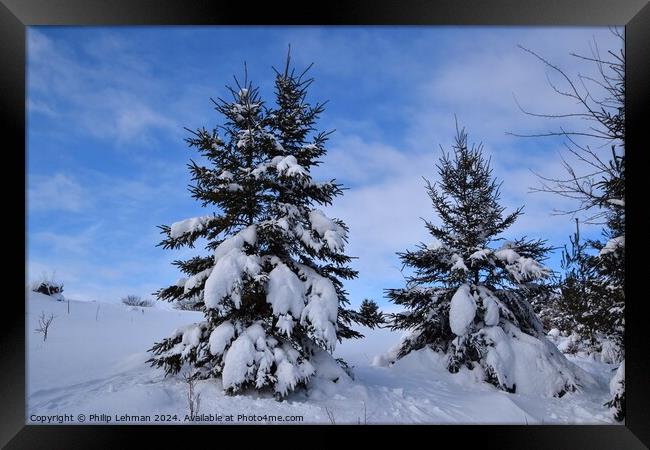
[148,57,366,398]
[267,52,363,341]
[388,124,586,396]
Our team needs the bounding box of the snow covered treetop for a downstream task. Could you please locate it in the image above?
[395,125,553,289]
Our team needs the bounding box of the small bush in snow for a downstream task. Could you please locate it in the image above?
[121,295,154,307]
[32,277,65,301]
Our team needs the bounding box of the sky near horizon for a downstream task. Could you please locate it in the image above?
[26,26,622,308]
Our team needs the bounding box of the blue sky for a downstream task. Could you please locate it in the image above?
[27,26,622,308]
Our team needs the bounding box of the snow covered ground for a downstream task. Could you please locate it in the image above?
[27,291,618,424]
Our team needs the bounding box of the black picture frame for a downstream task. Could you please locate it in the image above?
[3,0,649,447]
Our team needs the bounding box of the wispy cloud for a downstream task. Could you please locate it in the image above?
[28,173,91,213]
[32,223,101,256]
[27,99,58,117]
[27,29,182,146]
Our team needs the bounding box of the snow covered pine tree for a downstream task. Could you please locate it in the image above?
[387,123,594,397]
[148,56,367,398]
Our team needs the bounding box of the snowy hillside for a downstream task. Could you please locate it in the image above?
[27,292,618,424]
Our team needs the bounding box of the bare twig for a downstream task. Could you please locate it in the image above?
[35,312,55,342]
[184,372,201,419]
[511,30,625,224]
[324,407,336,424]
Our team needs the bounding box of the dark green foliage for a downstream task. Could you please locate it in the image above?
[356,299,385,328]
[532,197,624,361]
[148,54,366,395]
[387,123,553,390]
[554,219,624,349]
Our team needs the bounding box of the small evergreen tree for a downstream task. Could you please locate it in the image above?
[148,56,367,398]
[587,171,625,353]
[554,219,596,338]
[357,299,385,328]
[549,218,624,359]
[533,216,624,363]
[388,123,584,396]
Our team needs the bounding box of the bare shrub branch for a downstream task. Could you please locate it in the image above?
[35,312,55,342]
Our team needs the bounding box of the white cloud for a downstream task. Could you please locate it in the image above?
[27,29,181,146]
[28,173,90,213]
[32,224,100,256]
[407,28,620,148]
[316,133,427,185]
[27,99,58,117]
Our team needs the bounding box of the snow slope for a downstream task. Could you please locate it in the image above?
[27,292,618,424]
